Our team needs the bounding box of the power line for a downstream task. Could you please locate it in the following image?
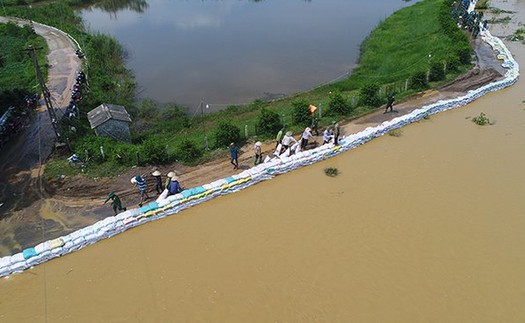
[23,45,61,141]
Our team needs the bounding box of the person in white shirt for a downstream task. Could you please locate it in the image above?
[323,128,333,145]
[301,127,313,150]
[281,131,297,154]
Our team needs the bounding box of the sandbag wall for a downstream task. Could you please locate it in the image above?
[0,21,519,278]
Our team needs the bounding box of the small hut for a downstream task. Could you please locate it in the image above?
[87,103,132,143]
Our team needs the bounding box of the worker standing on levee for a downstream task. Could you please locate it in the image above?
[104,192,126,215]
[384,93,395,113]
[275,127,284,148]
[301,127,313,150]
[254,141,263,165]
[230,143,239,170]
[167,173,183,196]
[152,170,163,195]
[332,121,341,146]
[281,131,298,154]
[131,175,150,207]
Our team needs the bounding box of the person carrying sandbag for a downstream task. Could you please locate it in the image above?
[104,192,126,215]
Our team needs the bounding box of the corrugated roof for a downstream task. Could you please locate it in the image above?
[87,103,132,129]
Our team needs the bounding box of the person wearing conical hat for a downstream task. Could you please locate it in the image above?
[104,191,126,215]
[275,128,284,148]
[280,131,297,155]
[229,143,239,170]
[332,121,340,146]
[301,127,313,150]
[152,170,163,195]
[165,171,176,188]
[254,141,263,165]
[166,172,183,196]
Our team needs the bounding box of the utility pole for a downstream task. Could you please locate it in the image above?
[24,46,62,142]
[200,98,209,150]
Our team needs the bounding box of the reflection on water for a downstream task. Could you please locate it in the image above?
[80,0,418,110]
[85,0,148,14]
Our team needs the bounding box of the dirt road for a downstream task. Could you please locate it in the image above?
[0,17,81,254]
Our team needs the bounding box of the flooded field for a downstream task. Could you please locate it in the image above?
[1,41,524,322]
[80,0,419,109]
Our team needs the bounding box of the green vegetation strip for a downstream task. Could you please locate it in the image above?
[0,22,47,114]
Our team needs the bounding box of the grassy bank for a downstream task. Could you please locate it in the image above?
[30,0,473,179]
[0,22,47,114]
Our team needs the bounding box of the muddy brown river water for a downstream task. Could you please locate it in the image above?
[2,4,525,322]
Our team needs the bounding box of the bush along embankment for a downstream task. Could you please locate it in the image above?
[27,0,475,179]
[0,22,47,115]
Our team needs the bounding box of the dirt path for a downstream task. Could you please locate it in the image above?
[0,17,81,254]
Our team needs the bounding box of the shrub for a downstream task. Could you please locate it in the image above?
[328,90,352,115]
[359,82,381,107]
[75,135,114,163]
[215,120,241,148]
[112,144,139,165]
[157,104,190,133]
[291,99,311,126]
[472,112,490,125]
[456,45,472,64]
[257,108,281,136]
[140,137,169,165]
[410,71,429,90]
[429,61,445,81]
[176,139,203,164]
[324,167,339,177]
[446,55,461,72]
[388,129,403,137]
[137,99,159,120]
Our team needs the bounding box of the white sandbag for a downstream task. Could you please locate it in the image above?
[9,261,27,273]
[156,189,169,203]
[0,256,10,269]
[34,242,49,254]
[10,253,25,264]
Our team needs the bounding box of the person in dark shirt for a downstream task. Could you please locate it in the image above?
[152,170,163,194]
[104,192,126,215]
[385,93,395,113]
[167,175,183,196]
[230,143,239,170]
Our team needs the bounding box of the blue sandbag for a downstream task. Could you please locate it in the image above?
[139,205,151,214]
[180,189,193,198]
[225,177,236,184]
[22,247,37,260]
[192,187,206,195]
[148,202,159,210]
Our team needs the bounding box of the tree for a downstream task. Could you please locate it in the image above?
[329,90,352,115]
[291,99,311,126]
[257,108,281,136]
[215,120,241,148]
[429,61,445,81]
[410,71,429,90]
[359,82,381,107]
[176,139,203,164]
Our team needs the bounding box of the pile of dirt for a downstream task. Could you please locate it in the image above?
[440,67,503,92]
